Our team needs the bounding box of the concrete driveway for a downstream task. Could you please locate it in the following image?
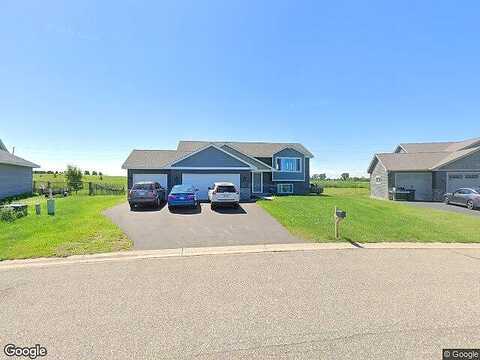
[405,201,480,217]
[104,202,301,250]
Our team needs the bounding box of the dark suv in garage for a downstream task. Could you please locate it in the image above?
[128,181,166,210]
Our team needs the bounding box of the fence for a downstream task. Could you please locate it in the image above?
[88,182,125,195]
[33,181,125,196]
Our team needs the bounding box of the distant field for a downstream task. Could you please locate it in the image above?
[34,174,127,186]
[311,179,370,189]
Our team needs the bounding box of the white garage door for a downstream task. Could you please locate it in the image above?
[182,173,240,200]
[395,173,432,201]
[447,172,480,193]
[132,173,168,189]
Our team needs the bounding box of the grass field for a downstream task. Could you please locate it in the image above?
[0,195,131,260]
[311,179,370,189]
[34,173,127,186]
[258,188,480,243]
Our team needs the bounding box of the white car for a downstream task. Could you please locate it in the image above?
[208,182,240,209]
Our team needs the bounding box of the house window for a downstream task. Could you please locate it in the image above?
[276,157,302,172]
[449,175,463,179]
[375,176,382,184]
[277,183,294,194]
[465,174,479,179]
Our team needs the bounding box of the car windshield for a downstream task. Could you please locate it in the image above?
[133,183,154,190]
[216,185,236,193]
[171,185,194,194]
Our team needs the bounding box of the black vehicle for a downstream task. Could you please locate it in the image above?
[128,181,166,210]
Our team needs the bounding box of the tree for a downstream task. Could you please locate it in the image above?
[98,172,103,176]
[341,173,350,181]
[318,173,327,180]
[84,170,90,176]
[65,165,83,192]
[92,171,98,176]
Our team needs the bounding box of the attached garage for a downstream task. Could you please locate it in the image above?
[447,172,480,193]
[395,172,433,201]
[133,173,168,189]
[182,173,240,200]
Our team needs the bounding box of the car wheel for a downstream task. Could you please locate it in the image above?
[444,197,450,205]
[233,202,239,208]
[467,200,474,210]
[211,203,216,210]
[168,205,174,212]
[130,204,135,211]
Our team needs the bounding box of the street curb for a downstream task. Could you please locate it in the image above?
[1,242,480,270]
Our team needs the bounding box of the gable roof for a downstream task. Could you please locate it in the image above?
[122,150,191,169]
[369,137,480,173]
[177,141,314,158]
[0,150,40,168]
[0,139,7,152]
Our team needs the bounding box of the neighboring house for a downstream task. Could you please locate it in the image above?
[122,141,314,200]
[368,137,480,201]
[0,139,40,200]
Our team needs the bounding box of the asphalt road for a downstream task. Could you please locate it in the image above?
[105,202,301,250]
[1,249,480,359]
[406,201,480,216]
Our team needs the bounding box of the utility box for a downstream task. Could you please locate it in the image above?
[47,199,55,215]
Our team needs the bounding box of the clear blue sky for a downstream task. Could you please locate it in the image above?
[2,1,479,176]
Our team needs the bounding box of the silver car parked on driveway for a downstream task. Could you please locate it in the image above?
[444,188,480,210]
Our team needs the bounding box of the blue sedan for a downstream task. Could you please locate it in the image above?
[168,185,200,210]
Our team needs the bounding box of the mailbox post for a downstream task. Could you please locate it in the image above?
[334,207,347,240]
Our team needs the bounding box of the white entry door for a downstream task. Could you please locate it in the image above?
[132,173,168,189]
[182,173,241,200]
[395,172,432,201]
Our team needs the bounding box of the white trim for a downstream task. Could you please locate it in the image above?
[277,183,294,194]
[275,157,302,173]
[167,144,257,169]
[163,167,251,170]
[252,171,263,194]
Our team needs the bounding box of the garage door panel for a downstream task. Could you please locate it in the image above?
[182,173,240,200]
[132,174,168,189]
[447,173,480,193]
[395,173,432,201]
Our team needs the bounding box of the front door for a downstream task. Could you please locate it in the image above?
[252,172,263,194]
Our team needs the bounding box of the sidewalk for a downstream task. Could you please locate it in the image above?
[2,242,480,270]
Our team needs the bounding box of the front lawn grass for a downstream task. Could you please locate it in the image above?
[258,188,480,243]
[0,195,131,260]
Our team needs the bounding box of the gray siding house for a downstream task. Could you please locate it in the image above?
[368,137,480,201]
[0,139,40,200]
[122,141,314,200]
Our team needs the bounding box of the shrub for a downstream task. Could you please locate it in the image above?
[65,165,83,192]
[0,207,23,222]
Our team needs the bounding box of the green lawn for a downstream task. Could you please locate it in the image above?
[258,188,480,243]
[0,195,131,260]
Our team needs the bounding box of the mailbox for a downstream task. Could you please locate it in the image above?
[335,209,347,219]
